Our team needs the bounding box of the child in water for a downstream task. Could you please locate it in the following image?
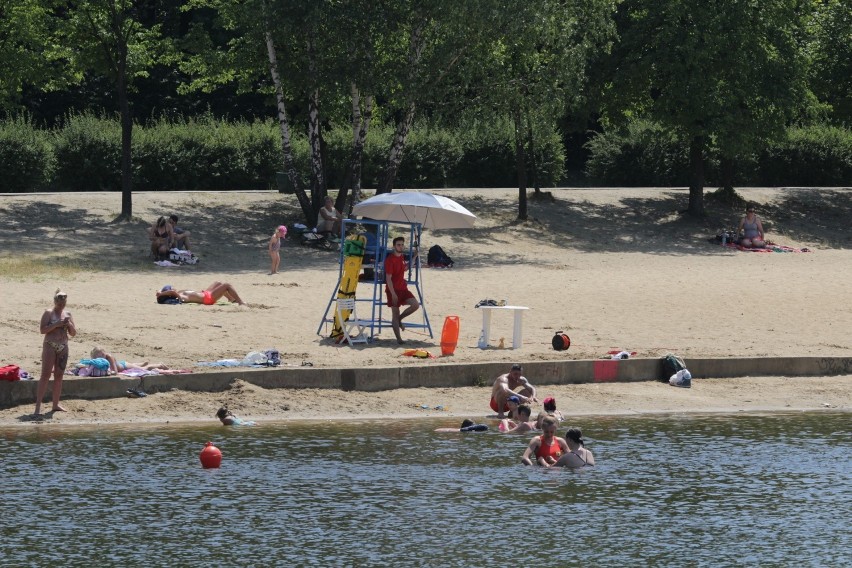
[269,225,287,274]
[216,406,256,426]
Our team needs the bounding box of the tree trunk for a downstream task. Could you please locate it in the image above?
[377,17,425,195]
[513,106,528,220]
[307,86,325,221]
[118,52,132,219]
[526,111,540,194]
[265,27,312,224]
[342,85,373,216]
[687,135,705,216]
[378,102,416,195]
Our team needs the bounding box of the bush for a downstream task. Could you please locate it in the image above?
[454,117,564,187]
[0,115,55,193]
[52,113,121,192]
[757,124,852,186]
[134,115,281,190]
[585,120,690,186]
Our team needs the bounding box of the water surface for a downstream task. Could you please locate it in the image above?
[2,412,850,567]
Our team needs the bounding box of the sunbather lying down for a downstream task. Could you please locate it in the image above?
[91,347,168,373]
[156,282,246,306]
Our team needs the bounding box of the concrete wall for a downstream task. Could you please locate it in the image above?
[3,356,852,409]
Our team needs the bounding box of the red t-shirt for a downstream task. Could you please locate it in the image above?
[384,253,407,290]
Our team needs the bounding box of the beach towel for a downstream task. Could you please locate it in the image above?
[721,241,811,253]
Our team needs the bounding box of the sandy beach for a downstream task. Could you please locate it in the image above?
[1,186,850,424]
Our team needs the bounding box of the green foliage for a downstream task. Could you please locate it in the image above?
[0,115,55,192]
[585,120,690,185]
[757,125,852,186]
[52,113,122,191]
[134,115,280,190]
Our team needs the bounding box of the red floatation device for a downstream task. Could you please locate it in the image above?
[199,441,222,469]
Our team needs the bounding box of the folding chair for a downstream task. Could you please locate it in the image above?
[336,298,370,346]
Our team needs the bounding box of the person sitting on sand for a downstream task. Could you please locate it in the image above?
[318,196,344,236]
[521,416,568,467]
[149,216,173,258]
[554,428,595,468]
[167,214,192,250]
[738,203,766,248]
[435,418,489,432]
[156,282,246,306]
[216,406,255,426]
[90,346,168,374]
[490,364,537,419]
[499,404,537,434]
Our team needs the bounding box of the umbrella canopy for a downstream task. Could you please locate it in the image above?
[351,192,476,230]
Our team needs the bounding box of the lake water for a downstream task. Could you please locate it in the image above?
[2,412,850,567]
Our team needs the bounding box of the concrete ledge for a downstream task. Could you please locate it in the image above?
[3,356,851,409]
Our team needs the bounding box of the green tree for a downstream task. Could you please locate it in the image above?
[600,0,808,215]
[459,0,615,219]
[62,0,172,218]
[802,0,852,125]
[0,0,70,111]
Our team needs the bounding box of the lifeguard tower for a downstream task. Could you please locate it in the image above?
[317,218,433,342]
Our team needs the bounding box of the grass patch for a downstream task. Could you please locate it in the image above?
[0,255,99,280]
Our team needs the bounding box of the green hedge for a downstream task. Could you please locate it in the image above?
[586,120,852,187]
[0,115,55,193]
[52,113,122,191]
[0,114,567,192]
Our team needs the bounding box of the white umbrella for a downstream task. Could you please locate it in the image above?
[351,191,476,230]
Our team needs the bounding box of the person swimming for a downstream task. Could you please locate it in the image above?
[216,406,256,426]
[435,419,489,433]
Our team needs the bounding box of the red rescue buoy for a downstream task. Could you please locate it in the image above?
[441,315,460,356]
[199,441,222,469]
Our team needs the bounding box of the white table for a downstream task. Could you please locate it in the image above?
[477,305,530,349]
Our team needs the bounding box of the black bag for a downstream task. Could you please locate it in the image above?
[263,349,281,367]
[427,245,454,267]
[660,354,686,382]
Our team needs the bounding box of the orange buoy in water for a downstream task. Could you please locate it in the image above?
[199,441,222,469]
[441,315,460,356]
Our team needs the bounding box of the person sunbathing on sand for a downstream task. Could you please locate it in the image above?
[90,346,168,374]
[156,282,246,306]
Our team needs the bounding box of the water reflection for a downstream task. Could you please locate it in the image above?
[2,413,850,566]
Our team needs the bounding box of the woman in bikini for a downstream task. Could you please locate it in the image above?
[155,282,246,306]
[150,216,173,258]
[521,416,568,466]
[554,427,595,468]
[34,289,77,416]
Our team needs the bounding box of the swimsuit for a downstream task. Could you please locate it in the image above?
[742,217,760,239]
[535,436,563,461]
[45,316,68,353]
[45,340,66,353]
[202,290,215,305]
[270,237,281,252]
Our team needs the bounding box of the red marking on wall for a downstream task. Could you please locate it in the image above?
[593,360,619,382]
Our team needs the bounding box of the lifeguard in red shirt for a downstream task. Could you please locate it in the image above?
[384,236,420,344]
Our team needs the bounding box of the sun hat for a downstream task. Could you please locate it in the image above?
[543,397,556,411]
[277,225,287,235]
